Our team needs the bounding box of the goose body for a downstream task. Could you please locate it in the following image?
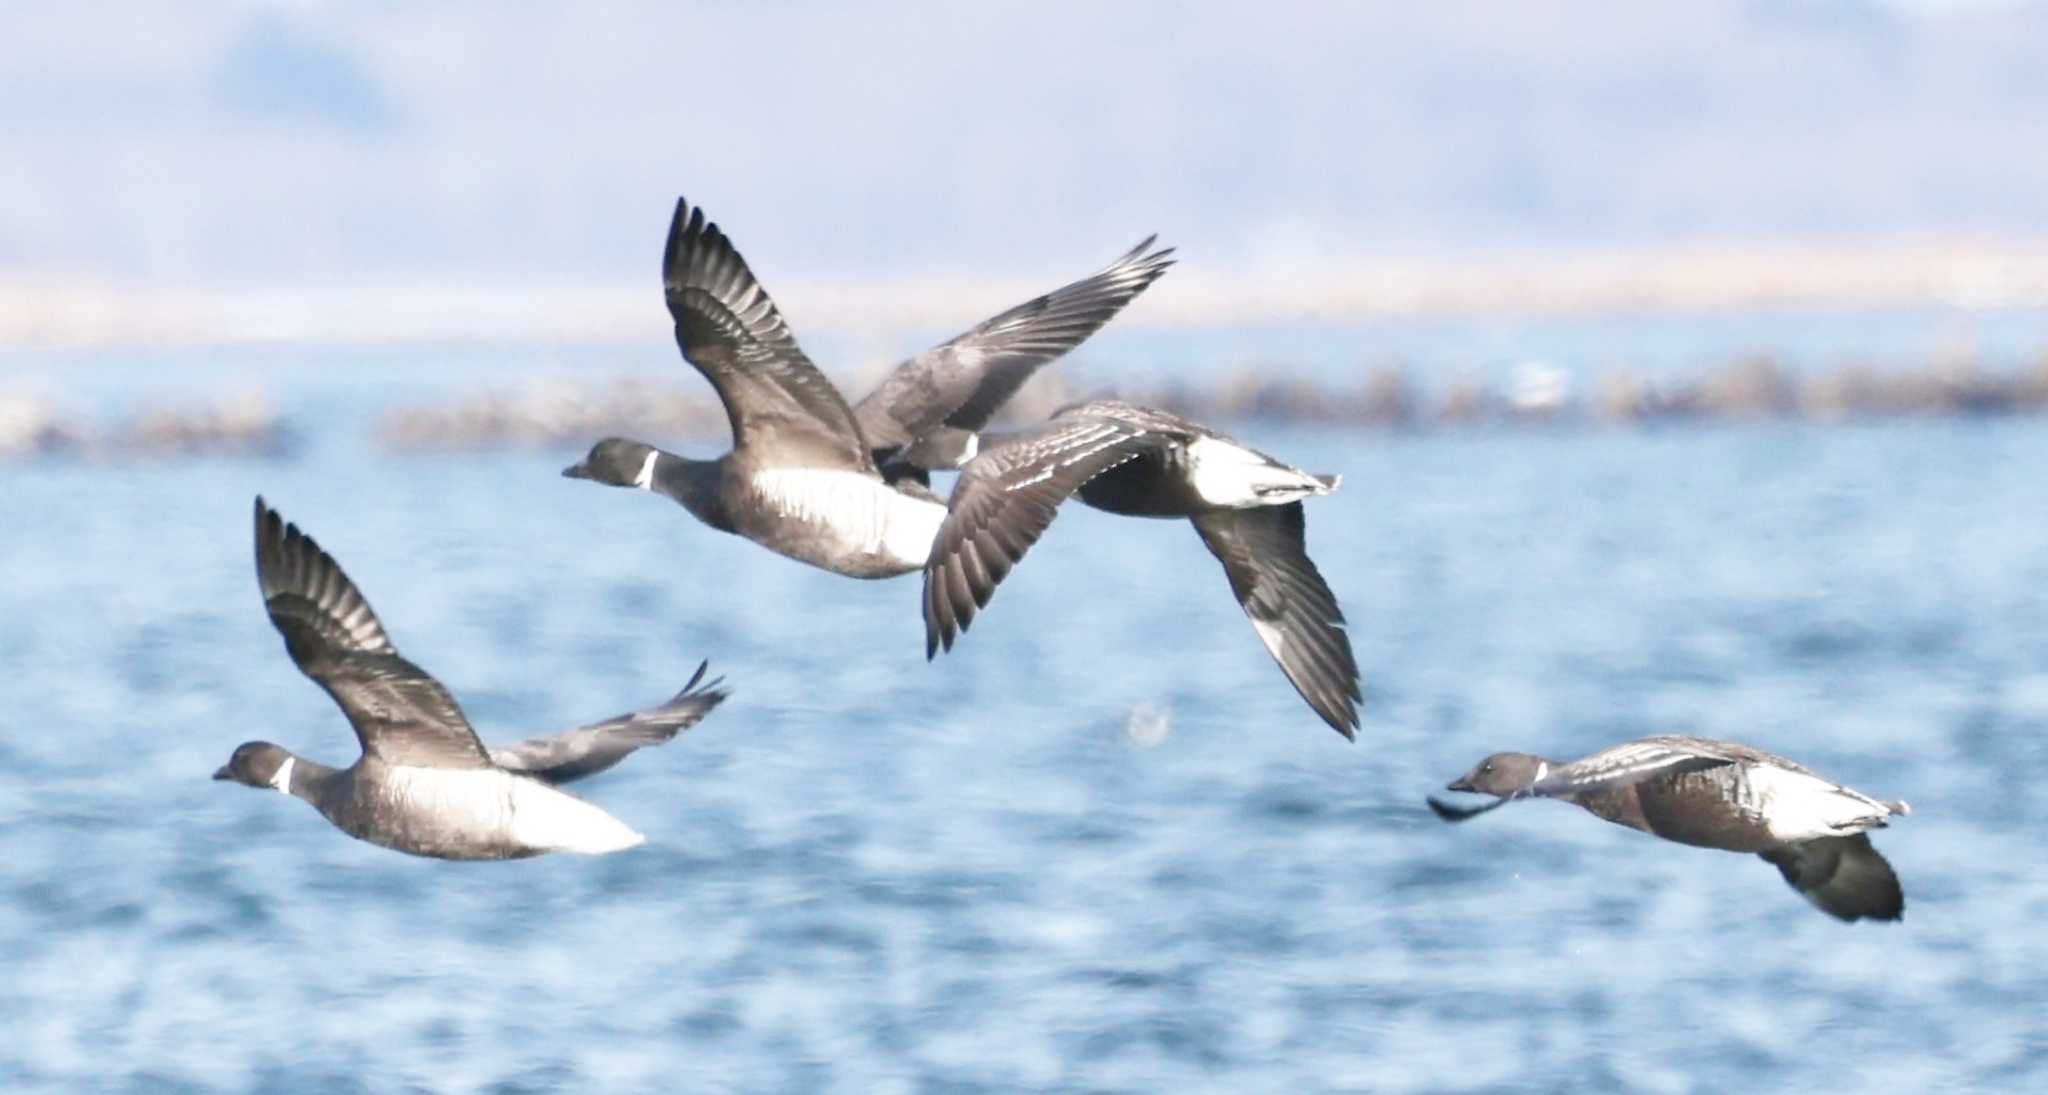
[272,756,647,860]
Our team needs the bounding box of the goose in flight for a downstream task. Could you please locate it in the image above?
[563,196,1174,579]
[922,400,1361,738]
[1430,735,1910,922]
[214,498,727,859]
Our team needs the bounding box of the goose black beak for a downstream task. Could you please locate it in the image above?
[562,462,592,480]
[212,765,232,781]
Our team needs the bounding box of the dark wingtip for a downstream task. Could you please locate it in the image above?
[1427,794,1506,823]
[663,196,707,289]
[253,495,287,582]
[1319,706,1358,741]
[671,660,729,706]
[925,621,958,660]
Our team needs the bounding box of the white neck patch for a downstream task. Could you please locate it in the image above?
[632,450,660,490]
[270,755,296,795]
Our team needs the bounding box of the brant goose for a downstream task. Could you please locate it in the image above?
[1430,735,1911,922]
[922,400,1361,738]
[215,498,727,860]
[563,196,1175,579]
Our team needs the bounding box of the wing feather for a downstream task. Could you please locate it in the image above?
[1190,504,1361,738]
[854,237,1175,454]
[663,198,872,469]
[490,661,729,785]
[253,498,493,769]
[1760,834,1905,922]
[922,413,1169,657]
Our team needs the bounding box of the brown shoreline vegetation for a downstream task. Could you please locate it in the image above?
[0,390,294,462]
[373,353,2048,453]
[6,353,2048,463]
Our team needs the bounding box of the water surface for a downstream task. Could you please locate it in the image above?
[3,349,2046,1091]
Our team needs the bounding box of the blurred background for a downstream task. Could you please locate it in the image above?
[6,2,2048,1092]
[11,0,2048,441]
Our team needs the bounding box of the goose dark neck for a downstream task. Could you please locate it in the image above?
[277,754,342,803]
[651,452,734,531]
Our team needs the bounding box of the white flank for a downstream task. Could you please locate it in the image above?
[1184,436,1327,508]
[269,755,296,794]
[1532,761,1549,787]
[1742,766,1888,843]
[753,468,945,568]
[384,767,645,855]
[632,450,660,490]
[506,777,646,855]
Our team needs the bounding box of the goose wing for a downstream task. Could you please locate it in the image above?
[923,411,1174,657]
[1760,834,1905,922]
[253,498,493,769]
[854,236,1176,456]
[491,662,729,785]
[1190,503,1361,738]
[663,198,873,471]
[1527,738,1742,798]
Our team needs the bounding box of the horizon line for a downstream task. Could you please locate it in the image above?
[9,239,2048,350]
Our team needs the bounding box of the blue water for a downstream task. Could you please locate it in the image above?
[5,341,2048,1091]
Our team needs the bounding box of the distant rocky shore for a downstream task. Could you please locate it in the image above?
[374,353,2048,453]
[7,354,2047,463]
[0,390,293,461]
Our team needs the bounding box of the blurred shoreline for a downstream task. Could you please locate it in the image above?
[373,353,2048,453]
[11,239,2048,349]
[9,351,2048,463]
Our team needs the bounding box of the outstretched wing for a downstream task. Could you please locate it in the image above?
[855,236,1176,454]
[663,198,873,470]
[923,413,1171,657]
[1190,504,1361,739]
[491,661,730,785]
[1531,736,1736,798]
[253,498,493,769]
[1525,738,1738,799]
[1760,834,1905,922]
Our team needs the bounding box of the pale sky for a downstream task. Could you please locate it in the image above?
[7,1,2048,295]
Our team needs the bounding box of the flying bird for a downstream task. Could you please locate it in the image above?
[564,196,1175,578]
[1430,735,1910,922]
[214,498,727,859]
[922,400,1360,738]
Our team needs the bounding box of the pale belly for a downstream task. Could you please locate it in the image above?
[329,767,644,860]
[735,469,947,579]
